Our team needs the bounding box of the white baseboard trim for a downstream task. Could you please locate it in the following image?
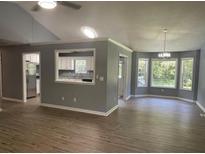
[40,103,119,116]
[132,94,150,98]
[105,104,119,116]
[179,97,195,103]
[132,94,195,103]
[196,101,205,113]
[2,97,24,103]
[125,95,131,101]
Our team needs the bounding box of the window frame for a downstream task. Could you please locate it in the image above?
[55,48,96,85]
[118,61,123,79]
[151,58,178,89]
[180,57,194,91]
[137,58,149,87]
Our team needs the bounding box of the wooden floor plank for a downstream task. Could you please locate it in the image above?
[0,97,205,152]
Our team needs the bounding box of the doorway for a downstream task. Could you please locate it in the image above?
[23,52,41,103]
[0,52,2,111]
[118,55,128,100]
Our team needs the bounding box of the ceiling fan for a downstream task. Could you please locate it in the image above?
[31,1,81,11]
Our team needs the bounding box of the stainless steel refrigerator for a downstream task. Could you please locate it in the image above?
[26,61,37,98]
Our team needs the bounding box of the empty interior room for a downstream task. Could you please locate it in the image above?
[0,1,205,153]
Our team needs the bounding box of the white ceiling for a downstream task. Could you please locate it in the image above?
[17,1,205,52]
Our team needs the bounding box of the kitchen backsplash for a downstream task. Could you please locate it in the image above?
[59,70,93,79]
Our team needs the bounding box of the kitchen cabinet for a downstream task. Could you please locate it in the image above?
[59,57,74,70]
[26,54,39,64]
[85,57,94,71]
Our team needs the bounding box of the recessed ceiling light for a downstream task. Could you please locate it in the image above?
[38,0,57,9]
[81,26,98,39]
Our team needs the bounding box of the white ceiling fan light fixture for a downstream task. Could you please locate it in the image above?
[158,28,171,58]
[38,0,57,9]
[81,26,98,39]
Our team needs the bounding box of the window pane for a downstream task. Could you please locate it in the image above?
[151,59,177,88]
[75,60,87,73]
[137,58,149,87]
[180,58,193,90]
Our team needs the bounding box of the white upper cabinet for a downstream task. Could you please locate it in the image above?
[25,54,39,64]
[85,57,94,70]
[59,57,74,70]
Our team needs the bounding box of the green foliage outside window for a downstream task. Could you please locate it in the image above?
[75,60,87,73]
[181,59,193,90]
[138,59,148,87]
[152,60,176,88]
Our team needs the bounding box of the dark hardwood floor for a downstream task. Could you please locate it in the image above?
[0,97,205,152]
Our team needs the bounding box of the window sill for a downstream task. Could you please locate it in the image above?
[150,86,177,89]
[179,88,192,92]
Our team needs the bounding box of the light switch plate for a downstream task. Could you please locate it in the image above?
[99,76,104,81]
[73,97,77,102]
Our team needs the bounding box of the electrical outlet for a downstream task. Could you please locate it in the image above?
[73,97,77,102]
[61,97,65,101]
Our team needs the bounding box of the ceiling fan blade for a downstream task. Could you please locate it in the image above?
[58,1,81,10]
[31,4,41,12]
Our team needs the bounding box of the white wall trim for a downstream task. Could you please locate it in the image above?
[125,95,131,101]
[179,97,195,103]
[29,38,109,46]
[196,101,205,113]
[105,105,119,116]
[132,94,196,103]
[2,97,24,103]
[40,103,118,116]
[108,38,133,52]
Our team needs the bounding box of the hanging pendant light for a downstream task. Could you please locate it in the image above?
[158,29,171,58]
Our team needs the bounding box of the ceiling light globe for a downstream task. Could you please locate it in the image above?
[81,26,98,39]
[38,0,57,9]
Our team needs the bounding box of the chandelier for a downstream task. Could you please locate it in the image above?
[158,29,171,58]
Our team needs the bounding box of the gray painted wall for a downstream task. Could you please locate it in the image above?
[40,41,108,112]
[1,40,132,113]
[132,50,200,100]
[106,41,132,110]
[198,46,205,108]
[0,2,58,44]
[1,48,23,99]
